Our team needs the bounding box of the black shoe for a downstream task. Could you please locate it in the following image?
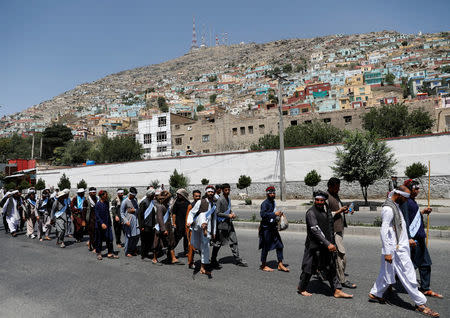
[342,281,357,289]
[236,261,248,267]
[210,260,222,269]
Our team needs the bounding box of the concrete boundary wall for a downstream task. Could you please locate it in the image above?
[37,133,450,199]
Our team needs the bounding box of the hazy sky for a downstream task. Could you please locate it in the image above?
[1,0,449,116]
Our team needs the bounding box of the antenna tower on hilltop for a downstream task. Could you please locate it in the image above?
[191,16,198,50]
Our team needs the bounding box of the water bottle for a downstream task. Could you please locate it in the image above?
[348,202,354,214]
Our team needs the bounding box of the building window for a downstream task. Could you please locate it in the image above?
[143,133,151,144]
[282,110,288,115]
[232,128,238,135]
[344,116,352,124]
[248,126,254,134]
[259,124,265,133]
[158,116,167,127]
[145,148,151,154]
[157,146,167,153]
[291,120,298,126]
[202,149,210,154]
[187,126,192,131]
[190,137,193,140]
[175,137,182,145]
[323,118,331,123]
[304,120,312,124]
[240,127,245,135]
[302,108,309,113]
[202,134,210,142]
[175,124,180,130]
[157,131,167,142]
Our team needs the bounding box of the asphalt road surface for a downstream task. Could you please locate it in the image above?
[234,209,450,227]
[1,228,448,318]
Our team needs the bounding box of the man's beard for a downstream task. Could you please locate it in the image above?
[394,197,405,205]
[315,203,325,210]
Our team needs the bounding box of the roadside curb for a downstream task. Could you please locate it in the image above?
[233,221,450,240]
[232,205,450,213]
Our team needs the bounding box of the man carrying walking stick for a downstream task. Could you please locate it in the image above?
[400,179,443,299]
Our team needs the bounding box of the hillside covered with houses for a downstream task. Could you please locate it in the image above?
[1,30,449,158]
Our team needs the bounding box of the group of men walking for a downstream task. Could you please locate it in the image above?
[0,177,443,316]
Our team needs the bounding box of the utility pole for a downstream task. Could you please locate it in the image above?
[276,76,287,201]
[31,133,35,159]
[39,136,43,158]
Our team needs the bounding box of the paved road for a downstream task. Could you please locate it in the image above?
[234,209,450,227]
[1,229,448,318]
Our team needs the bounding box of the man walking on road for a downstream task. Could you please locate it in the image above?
[327,177,356,289]
[211,183,247,268]
[369,185,439,317]
[298,190,353,298]
[400,179,443,299]
[258,186,289,272]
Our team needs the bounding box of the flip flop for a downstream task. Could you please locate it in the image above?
[423,290,443,299]
[368,293,385,304]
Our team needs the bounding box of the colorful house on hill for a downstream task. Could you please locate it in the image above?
[364,70,383,86]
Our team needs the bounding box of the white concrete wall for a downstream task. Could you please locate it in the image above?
[37,133,450,189]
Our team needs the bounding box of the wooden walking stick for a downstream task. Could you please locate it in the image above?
[426,160,431,247]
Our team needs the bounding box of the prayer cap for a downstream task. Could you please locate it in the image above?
[146,187,155,196]
[27,188,36,194]
[117,188,124,194]
[266,186,276,193]
[57,191,66,198]
[313,190,328,200]
[129,187,138,195]
[63,189,70,195]
[77,188,85,193]
[11,190,19,195]
[205,185,215,192]
[89,187,97,193]
[404,179,420,190]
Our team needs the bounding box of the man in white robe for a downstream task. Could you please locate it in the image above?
[187,185,216,276]
[3,190,21,236]
[369,185,439,317]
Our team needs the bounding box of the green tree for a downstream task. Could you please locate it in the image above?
[58,173,71,190]
[157,97,168,112]
[197,105,205,112]
[401,40,408,46]
[201,178,209,185]
[304,170,321,193]
[61,140,91,165]
[332,131,397,204]
[5,181,17,191]
[77,179,87,190]
[407,108,435,135]
[35,178,46,191]
[250,121,345,150]
[236,175,252,195]
[150,180,160,188]
[284,121,345,147]
[405,162,428,180]
[42,125,73,159]
[282,64,293,73]
[89,136,142,164]
[250,134,279,150]
[384,73,395,85]
[295,63,306,73]
[209,94,217,104]
[18,180,31,191]
[441,65,450,73]
[362,103,434,138]
[169,169,189,193]
[207,75,217,82]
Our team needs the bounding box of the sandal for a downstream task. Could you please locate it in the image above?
[368,293,385,304]
[107,254,119,259]
[423,290,443,299]
[97,255,103,260]
[415,305,440,317]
